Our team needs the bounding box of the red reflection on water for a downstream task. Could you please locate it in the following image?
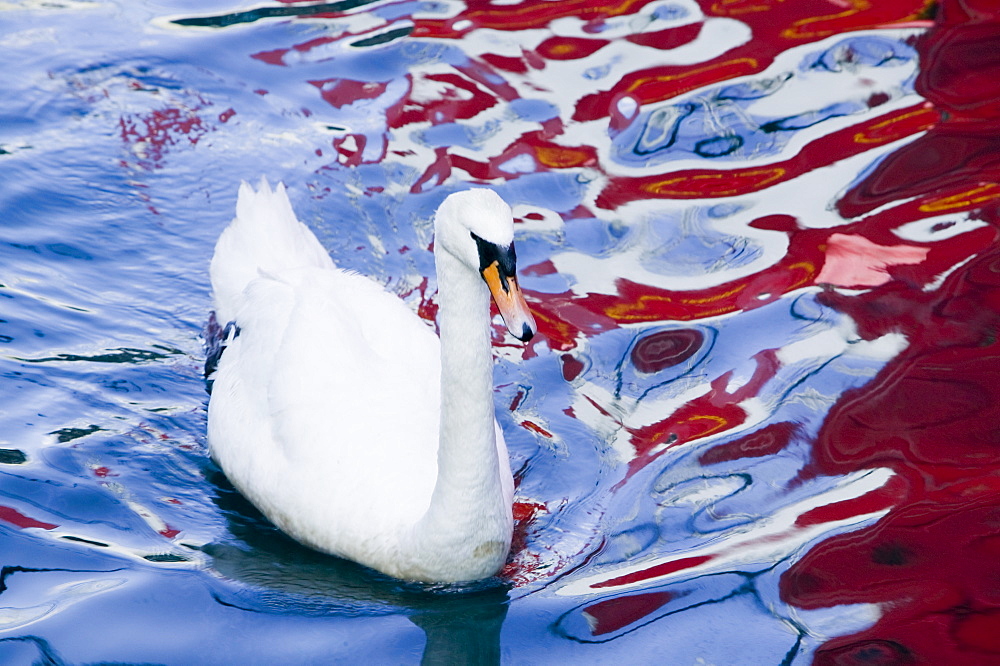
[699,421,799,466]
[119,105,210,170]
[784,493,1000,665]
[837,124,1000,219]
[780,2,1000,661]
[817,234,928,287]
[631,329,703,373]
[560,353,585,382]
[0,505,57,530]
[535,35,610,61]
[918,19,1000,119]
[625,350,779,471]
[502,500,549,584]
[793,474,908,529]
[390,73,498,128]
[310,79,388,109]
[581,590,674,636]
[784,245,1000,662]
[837,5,1000,220]
[592,554,714,588]
[625,22,702,50]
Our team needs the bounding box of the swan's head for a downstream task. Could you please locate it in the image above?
[435,189,537,342]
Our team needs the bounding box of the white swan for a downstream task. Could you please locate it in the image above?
[207,181,537,583]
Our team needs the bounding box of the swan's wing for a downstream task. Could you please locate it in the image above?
[264,268,442,525]
[207,275,296,495]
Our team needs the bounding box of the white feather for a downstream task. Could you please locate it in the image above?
[207,181,530,582]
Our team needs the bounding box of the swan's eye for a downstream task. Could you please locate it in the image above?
[471,232,516,282]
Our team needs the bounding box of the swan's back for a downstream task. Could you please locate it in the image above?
[207,181,443,564]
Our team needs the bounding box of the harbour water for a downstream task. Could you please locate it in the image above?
[3,1,998,663]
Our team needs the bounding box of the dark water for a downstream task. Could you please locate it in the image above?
[2,0,999,663]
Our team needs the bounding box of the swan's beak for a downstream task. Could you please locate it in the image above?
[482,259,537,343]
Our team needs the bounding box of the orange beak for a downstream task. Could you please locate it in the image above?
[482,261,536,342]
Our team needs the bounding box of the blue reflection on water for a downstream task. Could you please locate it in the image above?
[0,1,924,663]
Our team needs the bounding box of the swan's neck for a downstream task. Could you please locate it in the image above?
[401,247,511,582]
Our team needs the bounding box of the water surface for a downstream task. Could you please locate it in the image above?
[3,0,999,663]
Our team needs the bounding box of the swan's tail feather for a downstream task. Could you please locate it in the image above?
[210,179,333,323]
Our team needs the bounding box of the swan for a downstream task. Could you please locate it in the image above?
[206,180,537,583]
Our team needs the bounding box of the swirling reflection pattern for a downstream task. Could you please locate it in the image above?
[3,0,998,663]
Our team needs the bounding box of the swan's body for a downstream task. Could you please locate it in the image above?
[207,181,535,583]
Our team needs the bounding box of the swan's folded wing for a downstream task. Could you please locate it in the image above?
[264,268,442,525]
[207,274,297,494]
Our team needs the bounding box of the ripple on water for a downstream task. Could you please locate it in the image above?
[2,0,996,663]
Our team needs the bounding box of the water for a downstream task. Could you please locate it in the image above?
[2,0,999,663]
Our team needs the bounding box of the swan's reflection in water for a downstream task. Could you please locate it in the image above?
[203,470,509,664]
